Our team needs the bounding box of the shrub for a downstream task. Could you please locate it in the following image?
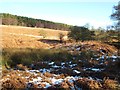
[68,26,95,42]
[59,33,65,43]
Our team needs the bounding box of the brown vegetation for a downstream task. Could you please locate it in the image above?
[1,70,120,90]
[1,25,68,48]
[1,25,120,90]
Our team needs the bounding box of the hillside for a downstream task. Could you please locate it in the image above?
[1,25,120,90]
[1,13,72,31]
[1,25,68,48]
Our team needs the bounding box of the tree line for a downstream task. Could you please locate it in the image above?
[1,13,71,31]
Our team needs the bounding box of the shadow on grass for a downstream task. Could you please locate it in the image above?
[38,39,61,45]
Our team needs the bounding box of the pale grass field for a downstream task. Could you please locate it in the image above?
[1,25,68,48]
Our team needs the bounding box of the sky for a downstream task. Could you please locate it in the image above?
[0,0,119,29]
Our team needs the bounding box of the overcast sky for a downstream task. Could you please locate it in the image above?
[0,0,118,28]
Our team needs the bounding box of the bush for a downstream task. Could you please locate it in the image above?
[59,33,65,43]
[68,26,95,42]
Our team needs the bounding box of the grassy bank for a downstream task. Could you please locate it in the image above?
[2,48,73,69]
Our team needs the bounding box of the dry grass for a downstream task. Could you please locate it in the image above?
[1,25,68,48]
[2,70,119,89]
[103,77,119,89]
[80,41,118,54]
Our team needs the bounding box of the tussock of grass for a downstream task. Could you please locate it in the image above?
[103,77,119,89]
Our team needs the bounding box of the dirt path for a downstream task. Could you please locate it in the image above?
[9,33,44,38]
